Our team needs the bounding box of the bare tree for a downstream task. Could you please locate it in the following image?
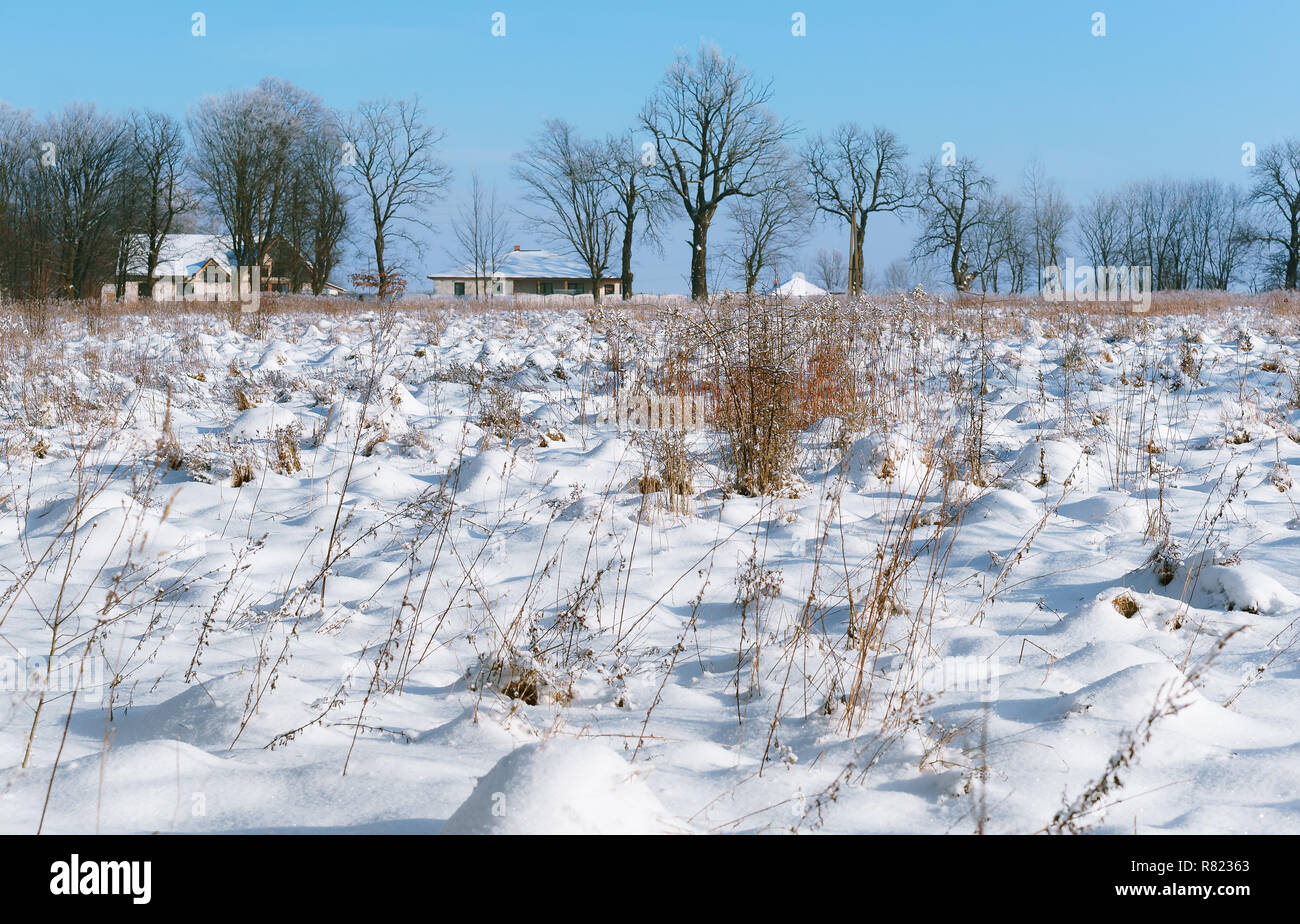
[805,123,912,296]
[1022,159,1072,288]
[883,257,913,293]
[1127,179,1197,290]
[126,110,191,297]
[282,117,350,295]
[514,119,615,302]
[109,156,148,300]
[599,131,671,299]
[192,82,352,298]
[639,43,795,299]
[998,194,1032,292]
[727,153,809,294]
[189,80,303,282]
[967,193,1028,293]
[1187,179,1250,290]
[813,247,846,293]
[38,103,128,298]
[1078,178,1254,292]
[1076,190,1125,282]
[0,104,35,296]
[913,156,994,291]
[0,104,57,298]
[344,96,450,298]
[450,170,512,298]
[1248,139,1300,289]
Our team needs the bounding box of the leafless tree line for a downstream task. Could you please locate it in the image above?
[906,154,1291,295]
[0,102,192,299]
[628,43,1300,297]
[7,46,1300,302]
[0,79,446,300]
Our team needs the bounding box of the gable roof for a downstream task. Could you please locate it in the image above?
[125,233,348,293]
[127,233,237,279]
[429,248,603,280]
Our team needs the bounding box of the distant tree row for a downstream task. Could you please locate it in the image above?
[0,79,445,300]
[5,44,1300,301]
[911,160,1267,294]
[528,42,1300,299]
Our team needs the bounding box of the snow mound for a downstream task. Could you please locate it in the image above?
[1193,563,1299,615]
[110,674,323,749]
[417,707,532,753]
[120,387,177,432]
[1056,491,1132,524]
[842,433,900,482]
[960,487,1040,521]
[228,404,302,439]
[25,488,203,561]
[1049,641,1167,691]
[527,402,574,430]
[440,739,686,834]
[1134,552,1299,615]
[254,340,297,370]
[840,432,927,488]
[454,448,535,509]
[321,398,409,442]
[1045,590,1164,648]
[1066,661,1202,724]
[525,348,559,373]
[378,374,429,416]
[999,437,1102,490]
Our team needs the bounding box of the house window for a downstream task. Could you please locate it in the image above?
[570,282,585,294]
[604,284,615,295]
[538,281,553,295]
[454,282,465,297]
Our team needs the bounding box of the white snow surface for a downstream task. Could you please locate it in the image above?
[441,740,686,834]
[2,303,1299,834]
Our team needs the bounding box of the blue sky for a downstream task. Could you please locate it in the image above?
[0,0,1292,292]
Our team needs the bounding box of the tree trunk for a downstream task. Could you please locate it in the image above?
[374,234,387,297]
[690,222,708,300]
[144,250,160,298]
[620,216,635,299]
[848,208,864,297]
[1288,218,1300,290]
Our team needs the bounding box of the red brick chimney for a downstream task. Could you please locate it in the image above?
[513,245,520,251]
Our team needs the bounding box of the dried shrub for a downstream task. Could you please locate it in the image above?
[231,449,257,487]
[476,383,523,442]
[638,428,693,503]
[269,425,302,474]
[700,299,803,496]
[362,426,389,457]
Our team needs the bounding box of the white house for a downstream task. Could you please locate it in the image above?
[102,233,347,302]
[428,246,622,297]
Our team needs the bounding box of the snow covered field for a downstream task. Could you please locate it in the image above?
[2,295,1298,834]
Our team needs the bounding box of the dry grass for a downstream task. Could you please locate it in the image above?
[475,382,524,442]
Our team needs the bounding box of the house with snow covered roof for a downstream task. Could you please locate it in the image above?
[104,233,347,302]
[428,246,622,297]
